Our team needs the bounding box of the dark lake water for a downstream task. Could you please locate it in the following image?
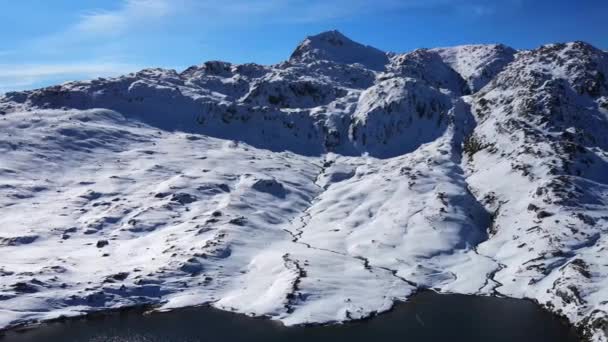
[1,292,579,342]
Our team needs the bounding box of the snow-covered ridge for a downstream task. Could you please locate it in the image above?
[1,32,607,341]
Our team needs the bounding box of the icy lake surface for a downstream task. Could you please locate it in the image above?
[2,293,579,342]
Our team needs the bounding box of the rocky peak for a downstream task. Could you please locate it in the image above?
[289,30,389,71]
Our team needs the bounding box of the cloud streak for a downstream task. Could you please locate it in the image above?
[75,0,175,36]
[29,0,514,49]
[0,62,142,93]
[3,0,520,93]
[48,0,509,38]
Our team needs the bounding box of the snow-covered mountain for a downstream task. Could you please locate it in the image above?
[1,31,607,341]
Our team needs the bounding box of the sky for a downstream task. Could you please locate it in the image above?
[1,0,607,93]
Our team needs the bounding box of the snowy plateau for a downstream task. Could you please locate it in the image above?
[1,30,608,341]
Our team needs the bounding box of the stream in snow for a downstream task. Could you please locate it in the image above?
[2,292,579,342]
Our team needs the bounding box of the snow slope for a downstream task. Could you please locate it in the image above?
[431,44,516,92]
[0,31,607,341]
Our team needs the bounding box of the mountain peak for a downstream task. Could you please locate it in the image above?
[308,29,349,42]
[289,30,389,71]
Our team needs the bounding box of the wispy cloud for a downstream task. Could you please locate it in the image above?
[34,0,178,49]
[0,62,142,93]
[28,0,512,51]
[40,0,509,40]
[74,0,175,36]
[3,0,520,93]
[3,0,177,92]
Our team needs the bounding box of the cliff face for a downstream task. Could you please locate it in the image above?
[1,32,607,341]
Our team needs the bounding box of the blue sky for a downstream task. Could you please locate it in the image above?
[1,0,607,93]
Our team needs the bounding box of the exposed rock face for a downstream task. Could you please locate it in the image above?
[1,31,607,341]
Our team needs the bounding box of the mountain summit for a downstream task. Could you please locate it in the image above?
[289,30,389,71]
[1,33,608,342]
